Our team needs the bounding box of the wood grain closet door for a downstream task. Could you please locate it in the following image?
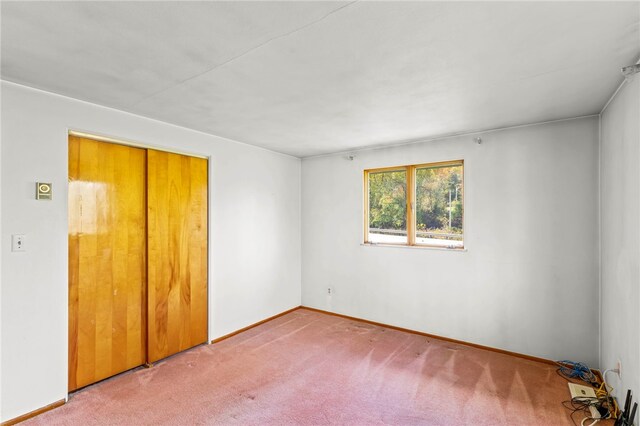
[68,136,147,391]
[147,150,208,363]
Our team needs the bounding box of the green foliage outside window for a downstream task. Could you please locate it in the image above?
[368,165,463,239]
[416,165,463,239]
[368,170,406,231]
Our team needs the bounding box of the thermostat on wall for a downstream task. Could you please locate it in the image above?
[36,182,52,200]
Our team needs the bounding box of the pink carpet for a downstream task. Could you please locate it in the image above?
[25,308,580,425]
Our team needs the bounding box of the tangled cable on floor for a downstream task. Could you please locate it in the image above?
[556,360,598,385]
[557,361,618,426]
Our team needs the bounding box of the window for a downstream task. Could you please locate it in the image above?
[366,168,408,244]
[364,160,464,249]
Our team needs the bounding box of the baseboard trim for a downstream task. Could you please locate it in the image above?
[1,399,65,426]
[211,306,302,344]
[210,304,555,366]
[300,306,556,366]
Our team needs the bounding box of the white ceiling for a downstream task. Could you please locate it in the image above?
[2,1,639,157]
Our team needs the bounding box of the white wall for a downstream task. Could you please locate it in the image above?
[600,75,639,402]
[0,81,301,421]
[0,74,4,423]
[302,117,600,364]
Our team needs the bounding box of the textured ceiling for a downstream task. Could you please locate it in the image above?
[2,1,639,157]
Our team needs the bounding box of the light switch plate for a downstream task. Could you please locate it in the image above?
[12,234,26,252]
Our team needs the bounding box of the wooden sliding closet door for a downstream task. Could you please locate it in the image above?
[147,150,208,363]
[68,136,147,391]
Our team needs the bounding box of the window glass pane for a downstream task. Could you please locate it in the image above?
[368,169,407,243]
[415,165,463,247]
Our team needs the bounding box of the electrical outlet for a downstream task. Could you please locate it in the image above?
[327,287,333,295]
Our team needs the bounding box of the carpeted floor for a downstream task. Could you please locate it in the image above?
[25,308,579,425]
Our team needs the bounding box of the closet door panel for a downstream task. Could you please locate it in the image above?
[68,136,147,391]
[147,150,208,363]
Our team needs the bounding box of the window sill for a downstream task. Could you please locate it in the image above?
[361,243,467,252]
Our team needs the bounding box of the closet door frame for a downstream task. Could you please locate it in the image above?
[67,130,211,392]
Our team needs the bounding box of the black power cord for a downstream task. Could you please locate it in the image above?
[562,397,611,426]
